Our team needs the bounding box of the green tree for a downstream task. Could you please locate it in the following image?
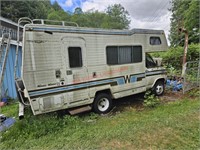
[74,7,83,15]
[169,0,199,46]
[51,1,62,11]
[84,10,107,28]
[106,4,130,29]
[48,9,71,21]
[1,1,130,30]
[1,1,30,22]
[48,11,62,21]
[1,0,52,22]
[184,0,199,43]
[70,4,130,29]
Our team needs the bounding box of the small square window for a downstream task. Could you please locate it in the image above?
[150,37,161,45]
[68,47,82,68]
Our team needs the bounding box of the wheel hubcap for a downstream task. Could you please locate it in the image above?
[97,98,109,112]
[156,85,163,95]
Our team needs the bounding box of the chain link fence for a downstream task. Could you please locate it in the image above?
[183,61,200,94]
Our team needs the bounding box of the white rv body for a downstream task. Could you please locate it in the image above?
[16,22,168,115]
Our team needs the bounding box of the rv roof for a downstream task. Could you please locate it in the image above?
[25,24,164,36]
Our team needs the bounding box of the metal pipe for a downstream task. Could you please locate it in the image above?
[19,102,24,119]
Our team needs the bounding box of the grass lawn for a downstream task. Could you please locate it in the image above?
[0,91,199,149]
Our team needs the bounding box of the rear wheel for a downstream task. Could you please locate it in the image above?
[152,80,164,96]
[93,93,112,114]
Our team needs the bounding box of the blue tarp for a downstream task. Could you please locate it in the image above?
[0,116,16,132]
[166,78,183,91]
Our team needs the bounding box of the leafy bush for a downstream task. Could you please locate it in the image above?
[187,88,200,97]
[166,65,181,76]
[143,91,160,108]
[153,43,200,70]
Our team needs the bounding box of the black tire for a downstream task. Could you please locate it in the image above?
[93,93,113,114]
[152,80,165,96]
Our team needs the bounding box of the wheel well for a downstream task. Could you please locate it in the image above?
[153,78,165,87]
[157,78,165,83]
[95,89,113,98]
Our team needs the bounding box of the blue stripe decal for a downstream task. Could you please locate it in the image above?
[130,76,137,83]
[29,79,115,97]
[28,73,147,97]
[116,78,125,85]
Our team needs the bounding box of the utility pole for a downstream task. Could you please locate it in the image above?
[179,27,189,77]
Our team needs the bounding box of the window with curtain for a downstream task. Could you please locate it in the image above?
[106,46,142,65]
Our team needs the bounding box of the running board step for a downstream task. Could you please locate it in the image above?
[68,105,92,115]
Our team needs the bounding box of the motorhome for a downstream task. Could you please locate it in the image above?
[16,19,168,117]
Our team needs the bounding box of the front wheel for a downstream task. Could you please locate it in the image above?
[93,93,112,114]
[152,80,165,96]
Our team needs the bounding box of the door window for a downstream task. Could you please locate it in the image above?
[146,53,157,68]
[68,47,82,68]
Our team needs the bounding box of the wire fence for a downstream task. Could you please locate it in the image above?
[183,61,200,94]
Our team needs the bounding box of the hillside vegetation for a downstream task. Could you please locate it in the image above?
[1,1,130,30]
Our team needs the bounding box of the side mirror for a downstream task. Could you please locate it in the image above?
[153,58,162,67]
[155,60,158,67]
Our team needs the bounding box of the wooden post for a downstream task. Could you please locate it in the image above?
[179,27,189,77]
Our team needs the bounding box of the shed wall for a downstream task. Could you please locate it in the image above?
[1,44,22,99]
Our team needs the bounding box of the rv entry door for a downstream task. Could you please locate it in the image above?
[61,37,89,105]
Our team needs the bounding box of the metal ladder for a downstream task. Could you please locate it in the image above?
[0,33,11,98]
[14,17,32,79]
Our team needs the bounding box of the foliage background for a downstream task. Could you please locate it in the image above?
[154,43,200,70]
[1,1,130,29]
[169,0,199,46]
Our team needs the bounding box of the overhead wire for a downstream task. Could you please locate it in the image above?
[142,0,164,22]
[163,23,170,30]
[149,0,170,24]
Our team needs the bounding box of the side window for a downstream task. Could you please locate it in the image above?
[106,46,118,65]
[118,46,132,64]
[106,46,142,65]
[146,53,157,68]
[150,37,161,45]
[132,46,142,63]
[68,47,82,68]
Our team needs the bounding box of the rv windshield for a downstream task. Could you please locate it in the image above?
[146,53,157,68]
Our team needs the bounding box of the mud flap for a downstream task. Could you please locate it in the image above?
[15,78,29,104]
[15,78,29,118]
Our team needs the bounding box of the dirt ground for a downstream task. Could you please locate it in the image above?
[110,88,198,114]
[160,90,185,102]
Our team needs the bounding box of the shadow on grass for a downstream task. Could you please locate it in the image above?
[73,93,145,118]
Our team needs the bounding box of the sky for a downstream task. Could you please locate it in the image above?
[51,0,172,44]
